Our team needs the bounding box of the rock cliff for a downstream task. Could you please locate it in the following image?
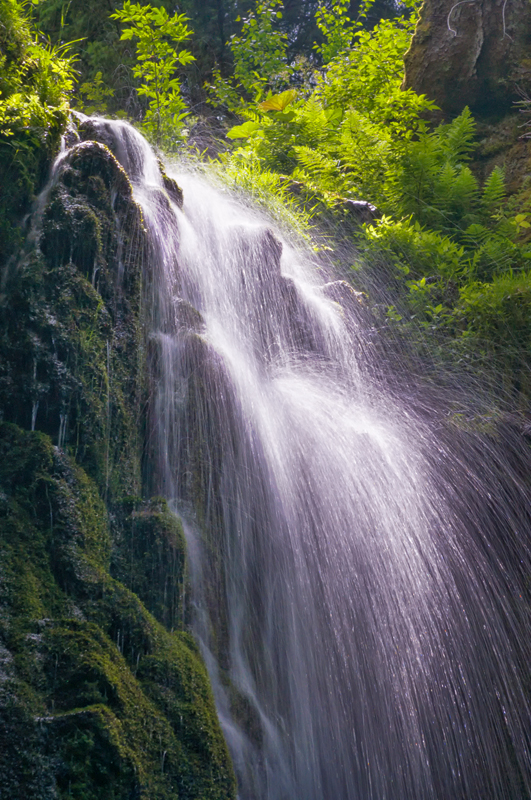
[403,0,531,116]
[404,0,531,206]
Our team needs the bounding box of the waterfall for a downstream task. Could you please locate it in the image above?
[85,119,530,799]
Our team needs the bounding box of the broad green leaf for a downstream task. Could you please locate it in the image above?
[277,109,295,122]
[258,89,297,112]
[227,120,262,139]
[324,105,343,126]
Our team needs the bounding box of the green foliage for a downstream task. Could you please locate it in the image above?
[314,0,363,64]
[111,1,195,146]
[458,271,531,347]
[388,108,478,229]
[207,0,531,400]
[360,215,467,282]
[221,3,434,194]
[0,0,76,266]
[0,2,75,138]
[76,70,115,116]
[210,150,312,237]
[231,0,289,94]
[208,0,291,109]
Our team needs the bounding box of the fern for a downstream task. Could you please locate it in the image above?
[392,110,480,234]
[472,237,522,281]
[481,166,506,217]
[293,145,344,193]
[297,99,333,146]
[463,223,490,247]
[441,165,479,226]
[436,107,476,165]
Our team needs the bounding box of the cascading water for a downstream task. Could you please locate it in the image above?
[84,119,530,799]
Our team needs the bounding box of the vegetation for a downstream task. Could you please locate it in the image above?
[0,0,75,264]
[110,2,195,147]
[203,0,531,409]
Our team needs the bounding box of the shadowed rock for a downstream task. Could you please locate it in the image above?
[403,0,531,117]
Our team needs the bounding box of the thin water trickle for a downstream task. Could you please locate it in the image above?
[87,119,530,799]
[31,401,39,432]
[57,412,67,451]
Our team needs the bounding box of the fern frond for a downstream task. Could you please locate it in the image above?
[436,107,476,164]
[481,166,506,216]
[450,166,479,208]
[293,145,340,179]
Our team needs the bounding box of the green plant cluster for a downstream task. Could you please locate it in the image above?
[208,0,531,406]
[0,0,74,265]
[211,0,430,205]
[355,109,531,395]
[110,2,195,147]
[208,0,292,109]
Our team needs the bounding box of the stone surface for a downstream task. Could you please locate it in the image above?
[403,0,531,117]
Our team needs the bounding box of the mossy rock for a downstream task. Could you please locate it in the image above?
[0,134,146,499]
[0,423,236,799]
[111,497,187,632]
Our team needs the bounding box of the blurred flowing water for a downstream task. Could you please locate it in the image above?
[93,120,530,799]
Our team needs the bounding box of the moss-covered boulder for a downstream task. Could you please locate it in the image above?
[0,135,146,499]
[0,422,236,799]
[111,497,187,633]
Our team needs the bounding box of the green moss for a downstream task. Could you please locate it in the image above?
[0,138,146,501]
[158,159,184,208]
[112,497,187,631]
[0,423,236,798]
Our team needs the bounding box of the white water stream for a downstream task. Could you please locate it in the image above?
[87,120,531,799]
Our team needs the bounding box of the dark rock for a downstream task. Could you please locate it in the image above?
[158,160,184,208]
[162,172,184,207]
[175,298,205,333]
[339,199,381,224]
[403,0,531,117]
[321,279,366,306]
[77,116,117,152]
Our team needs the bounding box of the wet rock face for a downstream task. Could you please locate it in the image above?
[0,423,236,800]
[0,138,146,496]
[404,0,531,117]
[40,141,137,287]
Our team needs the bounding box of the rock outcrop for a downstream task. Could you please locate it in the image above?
[404,0,531,117]
[404,0,531,209]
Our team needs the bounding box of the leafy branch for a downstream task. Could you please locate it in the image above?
[111,2,195,146]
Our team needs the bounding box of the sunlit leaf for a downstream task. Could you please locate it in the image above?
[258,89,297,112]
[227,120,262,139]
[324,105,343,126]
